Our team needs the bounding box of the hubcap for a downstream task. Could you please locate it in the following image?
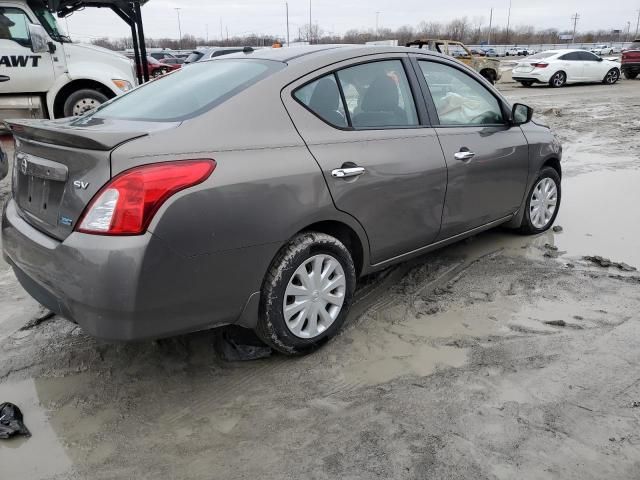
[530,177,558,229]
[72,98,100,116]
[606,70,618,83]
[553,73,564,87]
[283,254,346,339]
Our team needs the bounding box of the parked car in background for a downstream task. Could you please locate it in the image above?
[159,57,184,67]
[590,45,615,56]
[184,47,246,64]
[470,48,486,56]
[506,47,529,56]
[512,49,621,87]
[149,50,179,61]
[2,45,562,355]
[407,39,501,83]
[126,55,178,77]
[621,40,640,79]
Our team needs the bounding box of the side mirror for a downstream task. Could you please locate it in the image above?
[511,103,533,126]
[598,57,603,62]
[28,23,49,54]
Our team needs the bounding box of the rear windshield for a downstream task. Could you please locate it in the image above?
[630,42,640,50]
[86,59,282,122]
[528,52,556,59]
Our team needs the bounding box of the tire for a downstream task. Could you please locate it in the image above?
[481,70,496,84]
[623,71,638,80]
[256,232,357,355]
[549,71,566,88]
[520,81,534,87]
[152,69,163,78]
[518,167,561,235]
[62,89,109,117]
[603,68,620,85]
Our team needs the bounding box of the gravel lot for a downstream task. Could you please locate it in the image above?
[1,79,639,479]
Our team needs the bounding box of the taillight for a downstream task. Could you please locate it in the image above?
[77,160,215,235]
[531,62,549,68]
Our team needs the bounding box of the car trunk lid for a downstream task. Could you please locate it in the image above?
[622,49,640,63]
[6,117,174,240]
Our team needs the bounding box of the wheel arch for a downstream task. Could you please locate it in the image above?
[52,79,116,118]
[298,220,365,277]
[542,157,562,179]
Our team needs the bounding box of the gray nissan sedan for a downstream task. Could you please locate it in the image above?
[2,45,562,355]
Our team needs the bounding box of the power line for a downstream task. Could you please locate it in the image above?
[571,12,580,41]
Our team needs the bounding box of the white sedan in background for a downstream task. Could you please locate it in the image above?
[512,49,621,87]
[590,44,615,55]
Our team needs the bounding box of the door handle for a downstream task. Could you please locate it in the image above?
[454,151,475,161]
[331,166,366,178]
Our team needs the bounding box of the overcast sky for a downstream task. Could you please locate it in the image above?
[62,0,640,42]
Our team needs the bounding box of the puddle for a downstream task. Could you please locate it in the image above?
[0,380,71,479]
[554,168,640,267]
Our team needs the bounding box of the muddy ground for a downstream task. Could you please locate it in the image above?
[1,80,640,479]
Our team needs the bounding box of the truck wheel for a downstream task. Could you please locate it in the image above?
[256,232,356,355]
[623,71,638,80]
[63,89,109,117]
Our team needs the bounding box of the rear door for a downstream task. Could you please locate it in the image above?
[412,56,529,239]
[282,55,448,264]
[557,52,584,82]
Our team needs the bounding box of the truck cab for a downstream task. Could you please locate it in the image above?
[0,0,135,124]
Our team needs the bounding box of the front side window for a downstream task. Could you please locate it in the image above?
[419,61,504,126]
[80,59,282,122]
[294,74,347,127]
[578,51,600,61]
[0,7,30,47]
[336,60,419,128]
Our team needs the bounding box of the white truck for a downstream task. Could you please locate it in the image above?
[0,0,136,125]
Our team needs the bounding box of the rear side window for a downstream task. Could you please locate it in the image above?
[88,59,282,122]
[559,52,580,60]
[294,75,348,127]
[295,60,419,129]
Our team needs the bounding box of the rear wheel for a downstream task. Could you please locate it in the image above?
[623,71,638,80]
[256,232,356,355]
[519,167,561,235]
[603,68,620,85]
[62,89,109,117]
[549,71,566,88]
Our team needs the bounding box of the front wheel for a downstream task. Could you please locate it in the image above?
[256,232,356,355]
[603,68,620,85]
[62,89,109,117]
[549,71,566,88]
[481,70,496,84]
[519,167,561,235]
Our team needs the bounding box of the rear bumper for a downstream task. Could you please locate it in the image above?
[621,62,640,71]
[512,76,547,84]
[2,199,273,341]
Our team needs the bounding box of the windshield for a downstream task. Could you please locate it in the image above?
[29,0,70,42]
[79,59,283,122]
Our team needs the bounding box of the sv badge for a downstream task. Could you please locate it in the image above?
[73,180,90,190]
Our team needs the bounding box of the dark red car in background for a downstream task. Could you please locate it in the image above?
[622,39,640,79]
[126,55,181,78]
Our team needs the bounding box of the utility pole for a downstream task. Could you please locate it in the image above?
[505,0,512,44]
[309,0,312,44]
[220,18,224,44]
[206,24,209,44]
[488,7,493,45]
[286,2,290,46]
[376,11,380,39]
[635,9,640,39]
[175,8,182,49]
[571,12,580,42]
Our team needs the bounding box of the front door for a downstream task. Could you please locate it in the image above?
[282,55,448,264]
[413,56,530,239]
[0,5,55,93]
